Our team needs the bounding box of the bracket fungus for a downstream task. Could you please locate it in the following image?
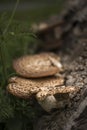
[7,52,80,112]
[7,76,64,98]
[13,53,63,78]
[36,86,80,112]
[7,76,80,112]
[7,76,64,112]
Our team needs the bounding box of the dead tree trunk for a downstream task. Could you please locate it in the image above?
[34,0,87,130]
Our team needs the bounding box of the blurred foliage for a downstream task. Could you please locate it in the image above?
[0,15,43,129]
[0,87,43,130]
[0,13,40,86]
[0,0,65,129]
[0,8,41,130]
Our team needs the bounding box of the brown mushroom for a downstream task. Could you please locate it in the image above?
[13,53,63,78]
[7,76,80,112]
[7,76,64,98]
[36,86,80,112]
[36,86,80,101]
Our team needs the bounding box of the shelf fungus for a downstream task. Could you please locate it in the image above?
[7,76,64,98]
[36,86,80,112]
[7,76,80,112]
[13,53,63,78]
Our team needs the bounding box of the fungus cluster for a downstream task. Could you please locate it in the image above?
[7,53,80,112]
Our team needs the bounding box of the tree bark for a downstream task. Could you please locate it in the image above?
[34,0,87,130]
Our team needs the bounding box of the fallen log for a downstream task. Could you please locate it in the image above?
[34,0,87,129]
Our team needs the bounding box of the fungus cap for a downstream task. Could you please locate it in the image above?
[36,86,80,101]
[13,53,62,78]
[7,76,80,112]
[36,86,80,112]
[7,76,64,98]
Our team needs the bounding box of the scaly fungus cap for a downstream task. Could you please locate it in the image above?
[13,53,63,78]
[7,76,64,98]
[7,76,80,112]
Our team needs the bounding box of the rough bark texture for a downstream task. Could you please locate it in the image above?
[35,42,87,130]
[34,0,87,130]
